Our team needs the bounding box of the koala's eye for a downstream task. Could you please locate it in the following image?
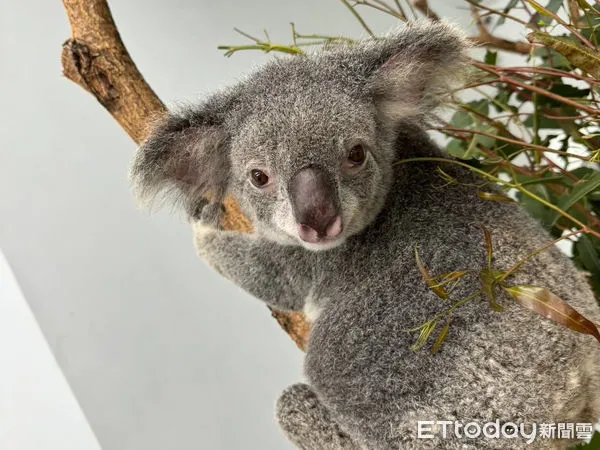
[250,169,270,188]
[347,144,366,166]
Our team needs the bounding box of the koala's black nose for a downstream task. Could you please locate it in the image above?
[288,166,343,242]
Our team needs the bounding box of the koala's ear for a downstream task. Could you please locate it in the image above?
[130,107,230,216]
[360,20,470,123]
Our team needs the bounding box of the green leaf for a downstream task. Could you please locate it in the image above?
[411,320,439,352]
[481,268,504,312]
[523,114,560,130]
[531,45,572,69]
[548,172,600,226]
[431,319,451,354]
[516,173,566,188]
[570,167,598,181]
[574,235,600,277]
[550,84,591,98]
[504,285,600,342]
[518,183,553,224]
[481,226,493,268]
[528,32,600,78]
[581,13,600,43]
[477,191,517,203]
[503,0,519,13]
[589,190,600,201]
[491,90,513,113]
[484,50,497,66]
[574,0,593,13]
[464,135,480,159]
[570,431,600,449]
[450,110,472,128]
[468,99,490,116]
[415,246,449,300]
[433,271,468,294]
[447,139,479,160]
[527,0,563,25]
[533,83,591,109]
[472,126,496,149]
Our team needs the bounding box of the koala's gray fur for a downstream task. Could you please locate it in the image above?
[131,21,600,449]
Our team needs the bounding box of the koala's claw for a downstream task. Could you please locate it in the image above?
[194,201,225,229]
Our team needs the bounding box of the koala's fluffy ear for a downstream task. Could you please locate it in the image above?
[130,107,230,216]
[352,20,470,123]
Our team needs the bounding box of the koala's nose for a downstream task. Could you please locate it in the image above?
[298,216,343,242]
[289,165,343,242]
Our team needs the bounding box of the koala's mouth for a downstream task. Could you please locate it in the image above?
[300,235,346,251]
[303,234,341,246]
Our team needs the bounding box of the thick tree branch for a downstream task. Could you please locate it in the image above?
[61,0,164,144]
[61,0,310,351]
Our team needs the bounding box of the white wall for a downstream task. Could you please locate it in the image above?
[0,251,101,450]
[0,1,503,449]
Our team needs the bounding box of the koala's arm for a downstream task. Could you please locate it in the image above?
[193,221,313,312]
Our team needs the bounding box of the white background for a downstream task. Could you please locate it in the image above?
[0,1,517,449]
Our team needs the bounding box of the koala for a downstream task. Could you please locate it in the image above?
[131,21,600,449]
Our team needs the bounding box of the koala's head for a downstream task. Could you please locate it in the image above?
[131,21,468,251]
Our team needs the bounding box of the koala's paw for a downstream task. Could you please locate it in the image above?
[276,383,361,450]
[192,200,225,230]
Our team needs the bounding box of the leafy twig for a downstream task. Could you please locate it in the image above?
[340,0,375,36]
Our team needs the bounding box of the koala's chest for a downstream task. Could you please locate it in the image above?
[302,254,399,324]
[302,285,330,323]
[302,286,329,323]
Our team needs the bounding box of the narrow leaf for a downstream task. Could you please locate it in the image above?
[477,191,517,203]
[432,319,451,354]
[549,172,600,225]
[528,32,600,78]
[415,247,449,299]
[411,320,438,352]
[436,167,459,185]
[575,235,600,278]
[504,285,600,342]
[434,270,469,294]
[527,0,563,25]
[574,0,593,12]
[484,50,497,66]
[480,268,504,312]
[481,226,493,269]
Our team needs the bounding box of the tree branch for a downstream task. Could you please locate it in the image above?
[413,0,440,20]
[61,0,163,144]
[61,0,310,351]
[414,0,533,55]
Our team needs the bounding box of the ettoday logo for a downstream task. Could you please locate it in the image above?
[417,420,595,444]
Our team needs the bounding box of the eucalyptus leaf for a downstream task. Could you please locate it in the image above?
[548,172,600,226]
[528,32,600,78]
[570,431,600,449]
[415,247,449,300]
[484,50,497,66]
[504,285,600,342]
[447,139,478,160]
[450,110,473,128]
[477,191,517,203]
[574,235,600,277]
[527,0,563,25]
[431,319,451,354]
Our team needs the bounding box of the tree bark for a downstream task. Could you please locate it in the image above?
[61,0,310,351]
